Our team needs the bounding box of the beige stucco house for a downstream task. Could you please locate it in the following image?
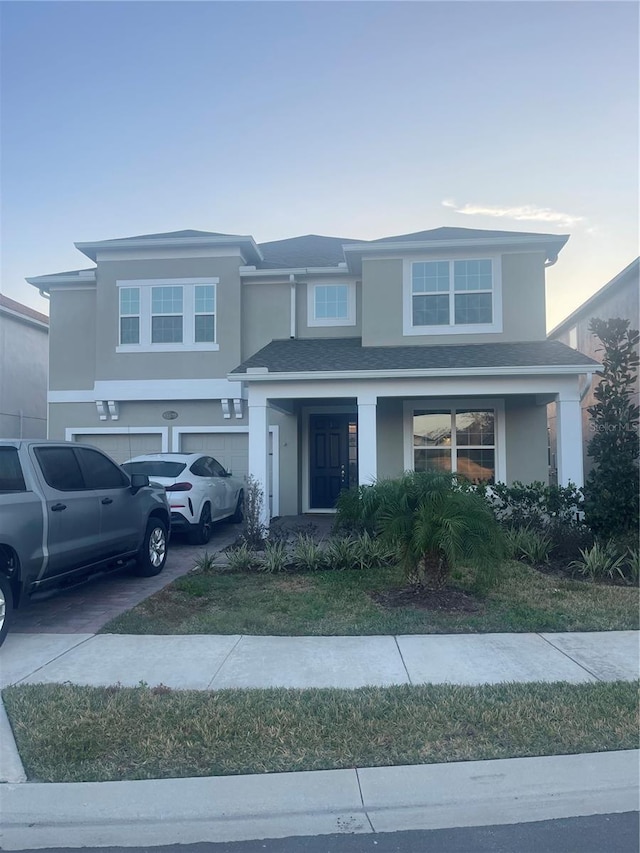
[547,257,639,481]
[0,294,49,439]
[28,227,597,524]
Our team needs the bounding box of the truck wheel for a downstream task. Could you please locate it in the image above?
[188,504,212,546]
[0,574,13,648]
[132,518,168,577]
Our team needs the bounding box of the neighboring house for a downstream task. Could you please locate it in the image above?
[27,227,598,524]
[547,257,640,482]
[0,294,49,439]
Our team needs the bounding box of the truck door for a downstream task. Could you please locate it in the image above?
[75,446,140,557]
[32,445,101,578]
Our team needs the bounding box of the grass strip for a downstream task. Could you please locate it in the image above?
[101,561,639,636]
[3,681,637,783]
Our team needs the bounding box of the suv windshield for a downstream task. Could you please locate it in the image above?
[122,461,186,478]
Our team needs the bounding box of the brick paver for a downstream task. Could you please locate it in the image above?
[11,528,238,635]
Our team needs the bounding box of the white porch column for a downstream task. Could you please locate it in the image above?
[248,402,270,527]
[357,395,378,486]
[556,395,584,487]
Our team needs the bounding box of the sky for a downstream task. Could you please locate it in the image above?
[1,0,638,330]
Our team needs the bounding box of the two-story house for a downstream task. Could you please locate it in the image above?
[27,227,597,524]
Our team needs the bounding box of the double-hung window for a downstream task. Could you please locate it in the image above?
[405,257,501,335]
[117,278,218,351]
[308,282,356,327]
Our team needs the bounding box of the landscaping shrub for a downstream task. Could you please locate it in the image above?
[583,318,639,539]
[335,471,505,591]
[291,534,327,572]
[242,475,267,549]
[226,542,260,572]
[481,481,584,529]
[258,540,289,574]
[503,526,552,565]
[569,540,628,583]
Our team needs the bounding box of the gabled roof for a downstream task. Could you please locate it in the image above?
[0,294,49,326]
[548,257,639,338]
[231,337,598,377]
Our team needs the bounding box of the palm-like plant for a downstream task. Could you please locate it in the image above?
[337,472,505,590]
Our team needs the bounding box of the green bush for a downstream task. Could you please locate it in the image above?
[336,471,505,591]
[504,526,552,565]
[226,543,260,572]
[259,540,289,573]
[291,535,327,572]
[569,540,627,582]
[481,481,584,529]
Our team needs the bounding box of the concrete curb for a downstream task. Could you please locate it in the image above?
[0,698,26,784]
[1,751,637,850]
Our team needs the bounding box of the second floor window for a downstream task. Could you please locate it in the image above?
[308,282,356,327]
[117,278,218,351]
[405,257,501,336]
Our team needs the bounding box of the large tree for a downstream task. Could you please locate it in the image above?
[584,318,639,538]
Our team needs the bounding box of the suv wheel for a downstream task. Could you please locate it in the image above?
[188,503,212,546]
[0,574,13,648]
[132,518,168,577]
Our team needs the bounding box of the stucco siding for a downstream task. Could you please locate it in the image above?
[48,289,96,391]
[297,281,362,339]
[0,313,48,438]
[94,255,243,381]
[361,252,547,346]
[242,282,291,360]
[505,398,549,484]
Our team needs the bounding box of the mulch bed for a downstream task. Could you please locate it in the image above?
[371,586,484,613]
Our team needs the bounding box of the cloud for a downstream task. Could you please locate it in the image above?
[442,199,583,229]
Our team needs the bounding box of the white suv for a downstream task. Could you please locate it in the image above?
[122,453,244,545]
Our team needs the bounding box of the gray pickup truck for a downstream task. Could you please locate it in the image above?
[0,440,171,647]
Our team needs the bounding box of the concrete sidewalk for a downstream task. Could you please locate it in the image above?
[1,631,638,849]
[1,629,638,691]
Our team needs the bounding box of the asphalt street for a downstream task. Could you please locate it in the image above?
[9,813,640,853]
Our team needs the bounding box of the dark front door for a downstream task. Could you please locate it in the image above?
[309,414,357,508]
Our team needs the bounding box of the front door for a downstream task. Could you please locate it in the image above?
[309,414,357,508]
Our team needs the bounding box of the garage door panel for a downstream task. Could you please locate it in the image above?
[181,433,251,481]
[73,434,163,465]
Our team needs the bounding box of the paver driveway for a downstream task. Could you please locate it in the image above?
[10,528,237,635]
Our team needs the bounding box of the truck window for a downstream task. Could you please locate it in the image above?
[76,447,129,489]
[35,447,85,491]
[0,447,27,492]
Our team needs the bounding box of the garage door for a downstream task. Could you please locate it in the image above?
[179,431,274,513]
[73,433,163,465]
[179,432,256,479]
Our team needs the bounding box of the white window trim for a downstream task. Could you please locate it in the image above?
[307,281,356,327]
[402,398,506,482]
[402,256,503,336]
[116,278,219,352]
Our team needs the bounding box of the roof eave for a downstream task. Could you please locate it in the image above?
[343,234,569,273]
[230,362,599,382]
[74,235,264,264]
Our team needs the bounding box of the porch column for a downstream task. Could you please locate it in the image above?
[556,395,584,487]
[357,395,377,486]
[248,402,270,527]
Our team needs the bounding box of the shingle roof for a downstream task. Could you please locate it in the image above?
[0,294,49,324]
[367,226,566,244]
[232,337,599,375]
[97,229,241,243]
[256,235,362,269]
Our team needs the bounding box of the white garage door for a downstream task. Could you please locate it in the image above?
[179,431,274,513]
[73,433,163,465]
[179,432,253,480]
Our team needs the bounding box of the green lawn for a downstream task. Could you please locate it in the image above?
[102,561,639,635]
[4,680,637,783]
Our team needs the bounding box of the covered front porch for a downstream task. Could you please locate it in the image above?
[246,374,586,526]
